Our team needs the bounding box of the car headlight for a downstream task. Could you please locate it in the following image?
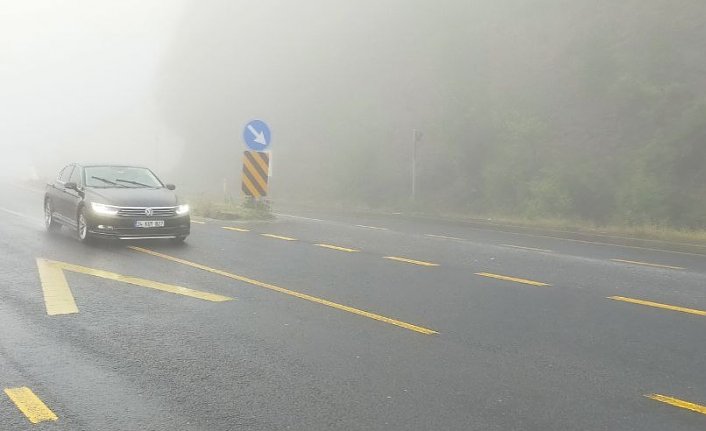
[176,204,190,215]
[91,202,119,216]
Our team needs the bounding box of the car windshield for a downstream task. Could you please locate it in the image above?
[84,166,163,188]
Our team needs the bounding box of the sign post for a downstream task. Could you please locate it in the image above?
[241,120,272,204]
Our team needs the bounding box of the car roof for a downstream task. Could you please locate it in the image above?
[76,164,152,169]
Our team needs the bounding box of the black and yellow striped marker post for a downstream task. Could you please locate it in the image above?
[241,151,270,198]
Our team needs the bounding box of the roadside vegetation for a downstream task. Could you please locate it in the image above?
[189,195,273,221]
[162,2,706,240]
[425,212,706,246]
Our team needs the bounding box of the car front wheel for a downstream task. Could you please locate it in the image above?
[77,208,91,243]
[45,200,61,233]
[172,235,187,244]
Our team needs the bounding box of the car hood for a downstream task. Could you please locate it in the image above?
[86,187,180,207]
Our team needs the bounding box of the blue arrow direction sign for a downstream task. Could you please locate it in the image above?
[243,119,272,151]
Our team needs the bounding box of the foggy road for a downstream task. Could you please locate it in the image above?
[1,182,704,430]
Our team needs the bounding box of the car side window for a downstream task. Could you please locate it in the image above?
[69,166,82,186]
[58,165,73,183]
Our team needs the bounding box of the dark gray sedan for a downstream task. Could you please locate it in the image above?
[44,164,190,243]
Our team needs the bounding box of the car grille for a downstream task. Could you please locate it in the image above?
[117,207,177,217]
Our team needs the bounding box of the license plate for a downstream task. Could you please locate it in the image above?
[135,220,165,228]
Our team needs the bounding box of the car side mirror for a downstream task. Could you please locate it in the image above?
[166,184,176,190]
[64,182,78,191]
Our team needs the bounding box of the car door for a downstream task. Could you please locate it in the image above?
[54,164,75,224]
[64,165,84,224]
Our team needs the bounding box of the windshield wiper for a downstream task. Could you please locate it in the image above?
[115,179,154,188]
[91,176,126,187]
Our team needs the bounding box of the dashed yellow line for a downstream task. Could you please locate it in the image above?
[316,243,360,253]
[191,220,206,225]
[4,387,58,424]
[222,226,250,232]
[608,296,706,316]
[611,259,685,270]
[646,394,706,416]
[475,272,550,287]
[260,233,297,241]
[384,256,439,267]
[129,246,438,335]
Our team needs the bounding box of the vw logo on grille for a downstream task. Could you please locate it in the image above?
[144,208,153,217]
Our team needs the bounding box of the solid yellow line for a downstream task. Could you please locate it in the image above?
[36,258,79,316]
[646,394,706,415]
[383,256,439,267]
[315,243,360,253]
[4,387,58,424]
[261,233,297,241]
[50,260,233,303]
[129,246,438,335]
[222,226,250,232]
[609,296,706,316]
[475,272,550,287]
[611,259,685,270]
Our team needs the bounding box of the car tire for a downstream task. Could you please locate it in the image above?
[44,200,61,233]
[77,207,92,243]
[172,235,187,244]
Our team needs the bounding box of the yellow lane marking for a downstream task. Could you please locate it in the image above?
[383,256,439,267]
[37,258,232,315]
[646,394,706,416]
[191,220,206,224]
[129,246,438,335]
[501,244,552,253]
[475,272,550,287]
[4,387,58,424]
[355,224,388,231]
[315,244,360,253]
[611,259,685,270]
[36,258,79,316]
[260,233,297,241]
[608,296,706,316]
[222,226,250,232]
[425,234,465,241]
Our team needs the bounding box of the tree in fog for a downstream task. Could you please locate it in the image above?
[159,0,706,228]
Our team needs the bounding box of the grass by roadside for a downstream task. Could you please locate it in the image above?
[274,198,706,247]
[429,212,706,246]
[188,196,274,221]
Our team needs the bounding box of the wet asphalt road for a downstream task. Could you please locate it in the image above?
[1,182,705,430]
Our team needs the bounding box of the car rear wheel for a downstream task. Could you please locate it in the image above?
[44,200,61,233]
[77,208,92,243]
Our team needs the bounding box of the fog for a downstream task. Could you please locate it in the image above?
[2,1,705,227]
[0,0,186,180]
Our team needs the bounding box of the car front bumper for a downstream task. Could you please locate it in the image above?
[86,213,191,239]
